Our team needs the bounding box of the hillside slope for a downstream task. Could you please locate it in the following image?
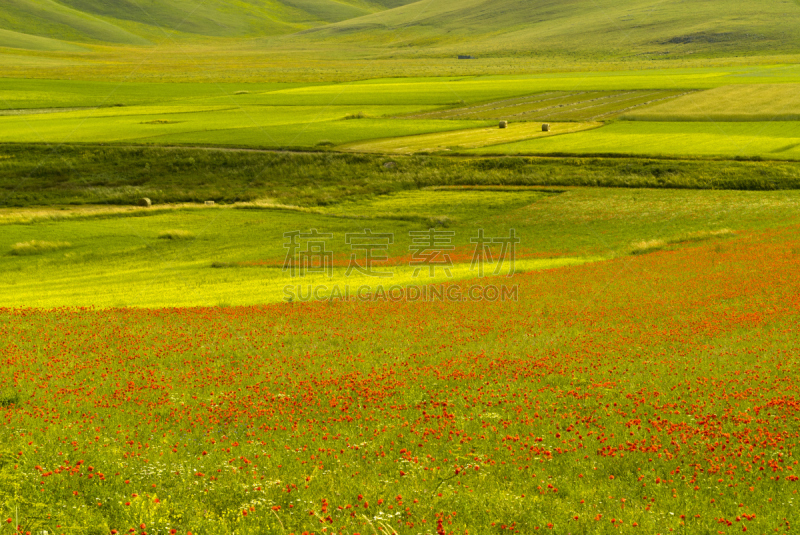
[1,0,799,61]
[295,0,800,59]
[0,0,419,49]
[0,0,150,46]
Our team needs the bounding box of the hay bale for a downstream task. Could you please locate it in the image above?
[204,200,215,206]
[139,197,152,208]
[542,123,551,132]
[499,121,508,129]
[383,161,397,169]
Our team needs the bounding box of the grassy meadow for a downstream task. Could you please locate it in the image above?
[467,121,800,160]
[403,91,691,123]
[338,123,602,154]
[6,146,800,209]
[4,66,800,109]
[1,185,799,309]
[0,104,484,148]
[622,84,800,122]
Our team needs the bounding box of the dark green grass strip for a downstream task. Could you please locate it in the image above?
[3,144,800,210]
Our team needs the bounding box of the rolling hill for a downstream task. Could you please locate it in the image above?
[294,0,800,59]
[0,0,150,47]
[0,0,799,61]
[0,0,418,49]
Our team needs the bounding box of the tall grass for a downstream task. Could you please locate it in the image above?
[9,240,71,255]
[158,229,195,240]
[0,388,20,407]
[3,146,800,213]
[630,229,734,254]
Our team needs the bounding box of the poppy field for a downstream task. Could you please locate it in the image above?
[2,217,800,534]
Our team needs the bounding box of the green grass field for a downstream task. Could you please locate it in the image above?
[2,187,797,308]
[6,146,800,211]
[0,79,325,110]
[623,83,800,121]
[469,121,800,160]
[2,70,800,158]
[0,64,800,109]
[339,122,602,154]
[231,68,800,105]
[0,103,486,148]
[403,90,691,122]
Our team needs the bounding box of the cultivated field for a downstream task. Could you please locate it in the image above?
[469,121,800,159]
[0,104,482,149]
[404,91,690,123]
[2,71,800,158]
[622,84,800,122]
[338,123,602,154]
